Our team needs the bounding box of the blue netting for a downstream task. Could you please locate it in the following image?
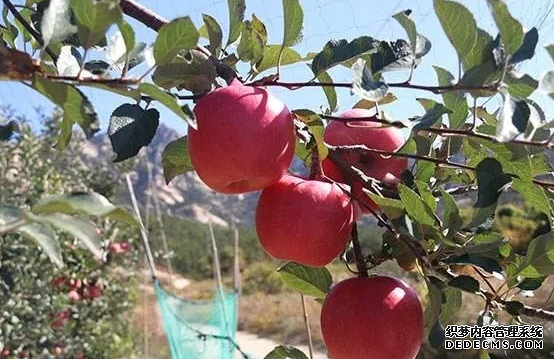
[154,280,248,359]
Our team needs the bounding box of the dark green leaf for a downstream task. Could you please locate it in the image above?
[71,0,122,48]
[474,158,512,208]
[277,262,332,298]
[460,61,501,89]
[152,51,216,93]
[448,275,480,293]
[282,0,303,47]
[312,69,336,112]
[505,301,524,316]
[487,0,523,55]
[84,60,111,76]
[255,46,302,74]
[433,66,468,128]
[108,103,159,162]
[31,192,137,226]
[510,28,538,64]
[440,189,463,234]
[351,59,388,102]
[202,14,223,57]
[226,0,246,45]
[162,136,194,184]
[398,184,436,226]
[369,39,416,73]
[264,346,309,359]
[153,17,199,64]
[516,232,554,277]
[445,254,503,274]
[139,83,197,129]
[517,277,545,291]
[311,36,380,76]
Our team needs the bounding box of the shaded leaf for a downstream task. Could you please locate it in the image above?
[538,70,554,95]
[510,27,538,64]
[448,275,480,293]
[496,91,530,142]
[108,103,159,162]
[411,101,451,131]
[153,17,199,64]
[445,254,503,274]
[162,136,194,184]
[351,58,388,102]
[505,72,537,98]
[505,301,524,316]
[353,93,397,109]
[440,189,463,234]
[292,109,328,160]
[0,120,18,141]
[282,0,303,46]
[517,277,545,291]
[313,69,336,112]
[152,50,216,93]
[277,262,332,299]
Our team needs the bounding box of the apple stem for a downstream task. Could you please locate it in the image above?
[351,222,369,277]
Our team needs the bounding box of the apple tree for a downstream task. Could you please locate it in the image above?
[2,0,554,358]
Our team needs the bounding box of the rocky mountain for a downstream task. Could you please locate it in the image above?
[81,124,307,227]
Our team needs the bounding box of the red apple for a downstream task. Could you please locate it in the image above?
[109,243,122,254]
[119,242,131,253]
[321,276,423,359]
[323,108,408,212]
[189,79,295,194]
[1,349,10,358]
[84,284,102,300]
[255,174,354,267]
[52,276,65,291]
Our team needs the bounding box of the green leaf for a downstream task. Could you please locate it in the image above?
[108,103,159,162]
[86,84,141,101]
[505,73,537,98]
[433,66,468,128]
[32,77,100,149]
[415,180,436,211]
[366,194,405,219]
[277,262,332,298]
[255,45,302,74]
[448,275,480,293]
[511,179,551,217]
[398,184,436,226]
[237,21,264,63]
[264,346,309,359]
[282,0,303,47]
[474,158,512,208]
[440,189,463,234]
[351,59,388,102]
[393,10,417,55]
[226,0,246,46]
[34,213,102,258]
[292,110,328,160]
[434,0,478,69]
[505,301,524,316]
[71,0,122,48]
[439,286,462,324]
[460,61,501,89]
[538,70,554,95]
[508,28,538,65]
[487,0,524,55]
[0,205,63,268]
[516,232,554,277]
[311,36,380,76]
[202,14,222,57]
[411,100,451,131]
[162,136,194,184]
[314,69,336,112]
[32,192,137,226]
[117,20,135,56]
[139,83,197,129]
[153,17,198,64]
[517,277,545,291]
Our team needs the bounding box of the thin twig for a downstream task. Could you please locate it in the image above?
[1,0,58,61]
[300,294,314,359]
[350,222,368,277]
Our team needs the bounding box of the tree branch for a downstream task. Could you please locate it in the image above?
[1,0,58,61]
[350,222,368,277]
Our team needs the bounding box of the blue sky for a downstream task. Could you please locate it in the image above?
[2,0,554,135]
